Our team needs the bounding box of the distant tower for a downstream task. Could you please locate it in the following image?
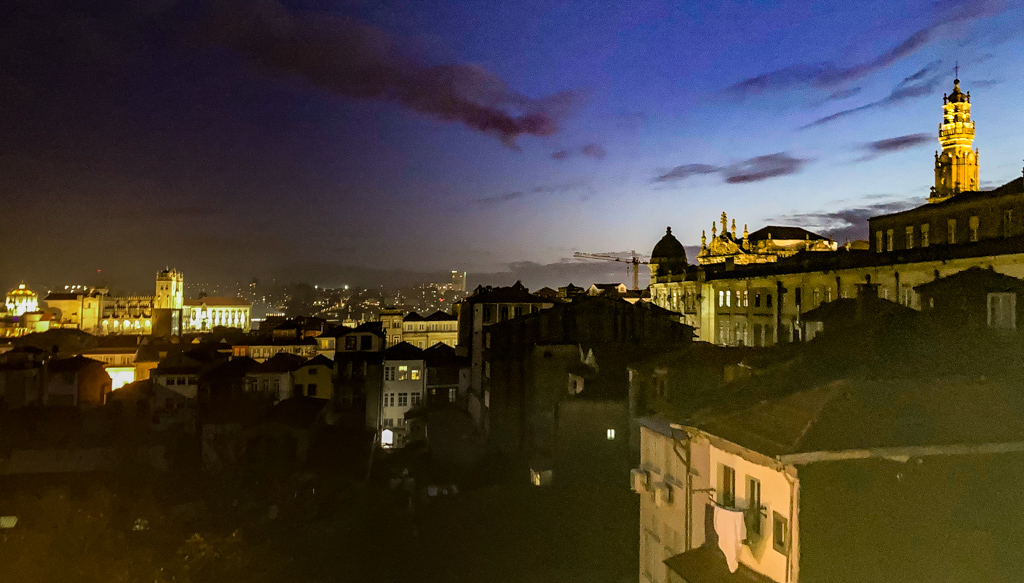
[155,269,184,309]
[5,284,39,316]
[451,270,467,292]
[931,75,979,203]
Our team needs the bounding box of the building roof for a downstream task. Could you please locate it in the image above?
[664,545,775,583]
[465,281,549,304]
[251,352,307,373]
[872,177,1024,221]
[43,292,83,301]
[423,342,464,366]
[299,354,334,369]
[47,355,103,373]
[651,226,687,260]
[184,297,250,307]
[689,376,1024,462]
[800,294,918,323]
[424,310,457,321]
[746,225,829,242]
[385,341,424,361]
[914,266,1024,294]
[349,321,385,336]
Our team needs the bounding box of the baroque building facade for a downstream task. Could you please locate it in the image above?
[650,79,1024,346]
[43,269,251,336]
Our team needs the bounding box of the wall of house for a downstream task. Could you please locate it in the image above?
[293,364,332,399]
[706,437,797,583]
[381,358,425,447]
[555,399,631,486]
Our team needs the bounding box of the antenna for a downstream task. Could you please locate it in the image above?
[954,61,959,80]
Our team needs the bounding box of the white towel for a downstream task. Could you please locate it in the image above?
[713,504,747,573]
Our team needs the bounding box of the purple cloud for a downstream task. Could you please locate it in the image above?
[724,153,809,183]
[203,0,580,147]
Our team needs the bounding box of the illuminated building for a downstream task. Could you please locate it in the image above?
[43,269,250,336]
[379,308,458,348]
[650,79,1024,346]
[5,284,39,316]
[182,297,252,333]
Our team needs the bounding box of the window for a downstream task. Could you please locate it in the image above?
[1005,210,1014,238]
[398,393,408,407]
[514,306,523,318]
[411,392,421,406]
[307,384,317,396]
[773,512,789,554]
[905,225,914,249]
[988,293,1017,330]
[746,477,762,536]
[383,418,393,428]
[398,365,409,380]
[606,428,616,440]
[411,368,420,380]
[794,287,802,307]
[766,294,773,308]
[718,464,736,508]
[921,223,930,247]
[718,291,725,308]
[886,229,894,251]
[360,335,372,350]
[970,215,979,242]
[344,336,357,350]
[448,387,456,402]
[754,293,761,308]
[876,230,883,252]
[390,335,400,345]
[948,219,957,244]
[500,306,509,321]
[741,290,748,307]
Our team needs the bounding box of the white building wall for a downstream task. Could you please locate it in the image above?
[381,358,426,448]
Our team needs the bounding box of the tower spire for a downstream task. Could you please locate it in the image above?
[932,76,978,202]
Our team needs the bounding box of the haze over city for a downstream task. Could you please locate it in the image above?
[3,0,1023,293]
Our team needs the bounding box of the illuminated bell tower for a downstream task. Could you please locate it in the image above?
[155,268,184,310]
[931,77,979,203]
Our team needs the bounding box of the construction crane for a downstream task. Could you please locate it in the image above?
[573,250,650,291]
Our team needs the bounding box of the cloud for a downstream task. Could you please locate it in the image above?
[723,153,809,183]
[769,198,926,242]
[581,143,606,159]
[654,164,721,182]
[656,153,809,184]
[856,133,932,161]
[802,62,946,128]
[475,182,591,204]
[825,86,863,101]
[202,0,580,147]
[552,143,607,161]
[970,79,1002,88]
[727,0,1005,96]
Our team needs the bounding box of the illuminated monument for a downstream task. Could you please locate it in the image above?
[5,284,39,316]
[931,76,980,203]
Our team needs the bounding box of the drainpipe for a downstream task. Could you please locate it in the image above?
[670,423,694,550]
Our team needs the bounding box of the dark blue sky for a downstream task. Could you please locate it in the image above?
[2,0,1023,293]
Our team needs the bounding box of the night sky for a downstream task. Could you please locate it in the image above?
[2,0,1023,293]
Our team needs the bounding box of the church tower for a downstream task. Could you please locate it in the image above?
[931,76,979,203]
[155,268,184,310]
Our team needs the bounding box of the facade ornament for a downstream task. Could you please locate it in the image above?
[701,230,707,249]
[720,212,728,235]
[731,219,737,238]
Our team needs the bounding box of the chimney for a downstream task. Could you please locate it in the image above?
[854,280,879,323]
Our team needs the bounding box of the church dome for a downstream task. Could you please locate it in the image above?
[6,284,39,316]
[651,227,687,262]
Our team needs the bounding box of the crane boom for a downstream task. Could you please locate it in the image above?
[572,250,650,291]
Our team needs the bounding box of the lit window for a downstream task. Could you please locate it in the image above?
[398,365,409,380]
[411,368,420,380]
[905,225,914,249]
[606,428,616,440]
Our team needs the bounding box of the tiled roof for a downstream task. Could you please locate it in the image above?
[385,341,424,361]
[746,225,829,241]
